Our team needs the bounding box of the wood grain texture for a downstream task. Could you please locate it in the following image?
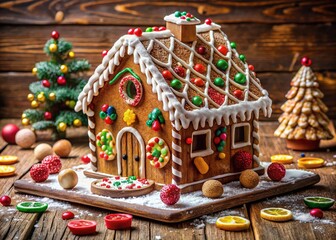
[0,0,335,25]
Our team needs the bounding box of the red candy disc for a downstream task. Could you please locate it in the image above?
[104,214,133,230]
[67,220,97,235]
[118,76,143,106]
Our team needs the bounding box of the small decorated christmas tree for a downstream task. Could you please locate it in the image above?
[22,31,90,139]
[274,57,333,150]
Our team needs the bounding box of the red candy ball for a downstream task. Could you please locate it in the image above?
[62,211,75,220]
[248,64,255,71]
[42,155,62,174]
[101,104,109,112]
[160,184,181,205]
[1,124,20,144]
[152,26,159,31]
[104,116,113,125]
[301,56,312,66]
[0,195,11,206]
[174,66,186,77]
[185,137,192,145]
[232,150,252,172]
[42,79,51,88]
[44,112,52,120]
[159,26,166,31]
[194,78,205,87]
[217,45,228,55]
[310,208,323,218]
[197,46,206,55]
[51,30,60,40]
[213,137,220,145]
[234,89,244,100]
[128,28,134,35]
[102,50,108,57]
[162,70,173,80]
[267,163,286,181]
[57,76,66,86]
[30,163,49,182]
[134,28,142,37]
[81,155,90,164]
[205,18,212,25]
[194,63,206,74]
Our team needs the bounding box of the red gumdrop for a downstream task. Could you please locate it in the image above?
[301,56,312,66]
[174,66,186,77]
[62,211,75,220]
[104,116,113,125]
[159,26,166,31]
[51,30,59,40]
[213,137,221,145]
[194,78,205,87]
[185,138,192,145]
[248,64,255,71]
[81,155,91,164]
[220,133,227,141]
[152,120,161,131]
[152,26,159,31]
[42,80,50,88]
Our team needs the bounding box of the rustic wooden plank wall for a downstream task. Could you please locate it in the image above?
[0,0,335,120]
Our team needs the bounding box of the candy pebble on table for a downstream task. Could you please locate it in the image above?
[270,154,293,164]
[239,170,259,189]
[267,163,286,181]
[53,139,72,157]
[1,123,20,144]
[104,213,133,230]
[42,155,62,174]
[30,163,49,182]
[58,169,78,189]
[310,208,323,218]
[68,220,97,235]
[34,143,53,161]
[0,195,11,206]
[160,184,180,205]
[15,128,36,148]
[202,180,223,198]
[62,211,75,220]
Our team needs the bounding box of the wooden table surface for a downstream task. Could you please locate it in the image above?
[0,120,335,240]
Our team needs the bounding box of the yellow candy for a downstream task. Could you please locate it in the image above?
[68,51,75,58]
[271,154,293,164]
[31,100,39,108]
[60,65,68,73]
[27,93,34,101]
[58,122,67,132]
[49,43,57,52]
[37,94,45,102]
[73,119,82,127]
[32,67,37,75]
[219,152,226,159]
[194,157,209,174]
[297,157,324,169]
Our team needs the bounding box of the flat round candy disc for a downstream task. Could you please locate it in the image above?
[104,213,133,230]
[297,157,324,169]
[68,220,97,235]
[16,202,48,213]
[270,154,293,164]
[0,155,18,165]
[0,165,16,177]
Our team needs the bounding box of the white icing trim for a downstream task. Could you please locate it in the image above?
[172,142,182,152]
[172,168,182,178]
[231,122,251,149]
[164,13,200,25]
[172,154,182,165]
[116,127,145,178]
[196,23,221,33]
[172,130,181,140]
[252,119,260,164]
[190,129,214,158]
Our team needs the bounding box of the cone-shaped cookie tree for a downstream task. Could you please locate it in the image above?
[274,57,333,150]
[22,31,90,139]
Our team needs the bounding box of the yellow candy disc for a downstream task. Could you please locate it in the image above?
[0,165,16,177]
[297,157,324,169]
[0,155,18,165]
[271,154,293,164]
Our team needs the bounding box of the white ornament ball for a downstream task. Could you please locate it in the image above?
[15,129,36,148]
[58,169,78,189]
[34,143,53,161]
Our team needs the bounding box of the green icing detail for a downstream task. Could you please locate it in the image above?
[109,68,141,85]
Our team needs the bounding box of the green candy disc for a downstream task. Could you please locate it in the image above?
[234,73,246,84]
[16,202,48,213]
[99,111,107,119]
[145,27,153,32]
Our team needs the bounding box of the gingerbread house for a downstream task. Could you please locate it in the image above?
[75,12,272,192]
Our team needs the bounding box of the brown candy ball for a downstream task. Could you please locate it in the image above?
[239,170,260,189]
[34,143,53,161]
[202,180,224,198]
[58,169,78,189]
[15,129,36,148]
[53,139,72,157]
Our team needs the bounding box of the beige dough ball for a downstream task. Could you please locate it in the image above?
[15,129,36,148]
[239,170,260,189]
[58,169,78,189]
[53,139,72,157]
[34,143,53,161]
[202,180,224,198]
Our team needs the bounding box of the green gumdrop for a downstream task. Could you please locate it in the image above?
[97,141,102,147]
[182,11,187,15]
[101,136,106,142]
[145,27,153,32]
[100,111,107,119]
[146,119,153,127]
[214,77,225,87]
[152,149,161,158]
[175,11,182,17]
[158,115,165,124]
[107,146,112,152]
[217,146,224,152]
[110,113,117,120]
[219,141,225,147]
[221,127,227,133]
[159,140,164,146]
[186,17,191,22]
[113,181,121,186]
[129,176,136,180]
[239,54,246,63]
[102,145,107,151]
[216,129,221,136]
[107,151,112,155]
[170,79,182,90]
[148,113,152,119]
[152,108,161,119]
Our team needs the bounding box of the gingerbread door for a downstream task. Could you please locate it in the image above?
[116,127,145,179]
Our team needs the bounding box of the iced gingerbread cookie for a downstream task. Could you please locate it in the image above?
[96,129,116,160]
[146,137,170,168]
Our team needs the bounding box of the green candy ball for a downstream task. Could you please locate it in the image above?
[234,73,246,84]
[175,11,182,17]
[161,148,168,156]
[221,127,227,133]
[216,59,228,71]
[192,96,203,107]
[99,111,107,119]
[230,42,236,49]
[217,146,224,152]
[216,129,221,136]
[102,145,107,151]
[159,157,164,163]
[239,54,246,62]
[145,27,153,32]
[182,11,187,16]
[214,77,225,87]
[170,79,182,90]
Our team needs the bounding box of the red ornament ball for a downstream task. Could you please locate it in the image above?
[1,124,20,144]
[234,89,244,100]
[51,30,60,40]
[44,111,52,120]
[310,208,323,218]
[128,28,134,35]
[81,155,91,164]
[205,18,212,25]
[162,70,173,80]
[0,195,11,206]
[62,211,75,220]
[217,45,228,55]
[42,79,51,88]
[194,64,206,74]
[301,56,312,66]
[174,66,186,77]
[42,155,62,174]
[134,28,142,37]
[248,64,255,71]
[30,163,49,182]
[57,76,66,86]
[160,184,181,205]
[102,50,108,57]
[197,46,206,55]
[232,150,253,172]
[267,163,286,181]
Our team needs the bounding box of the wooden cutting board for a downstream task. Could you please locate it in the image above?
[14,171,320,223]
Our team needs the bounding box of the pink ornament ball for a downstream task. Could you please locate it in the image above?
[301,56,312,67]
[1,124,20,144]
[220,133,227,141]
[310,208,323,218]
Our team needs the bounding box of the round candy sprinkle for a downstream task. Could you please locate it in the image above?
[230,42,236,49]
[205,18,212,25]
[214,77,225,87]
[62,211,75,220]
[301,56,312,66]
[170,79,183,90]
[216,59,228,71]
[162,70,173,80]
[152,26,159,31]
[234,73,246,84]
[239,54,246,62]
[194,63,206,74]
[145,27,153,32]
[248,64,255,71]
[134,28,142,37]
[185,138,192,145]
[0,195,11,206]
[197,46,206,55]
[175,11,182,17]
[159,26,166,31]
[217,45,228,55]
[300,152,305,157]
[128,28,134,34]
[42,80,50,88]
[102,50,108,57]
[193,78,205,87]
[51,30,60,40]
[234,89,243,100]
[192,96,203,106]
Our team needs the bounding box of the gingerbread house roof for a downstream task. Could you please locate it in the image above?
[75,20,272,130]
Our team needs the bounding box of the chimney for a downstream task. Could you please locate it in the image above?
[164,11,200,42]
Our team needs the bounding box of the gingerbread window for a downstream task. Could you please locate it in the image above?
[232,123,251,149]
[118,75,143,106]
[190,129,214,158]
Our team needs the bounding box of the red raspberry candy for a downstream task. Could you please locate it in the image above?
[42,155,62,174]
[30,164,49,182]
[267,163,286,181]
[174,66,186,78]
[160,184,181,205]
[232,150,253,172]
